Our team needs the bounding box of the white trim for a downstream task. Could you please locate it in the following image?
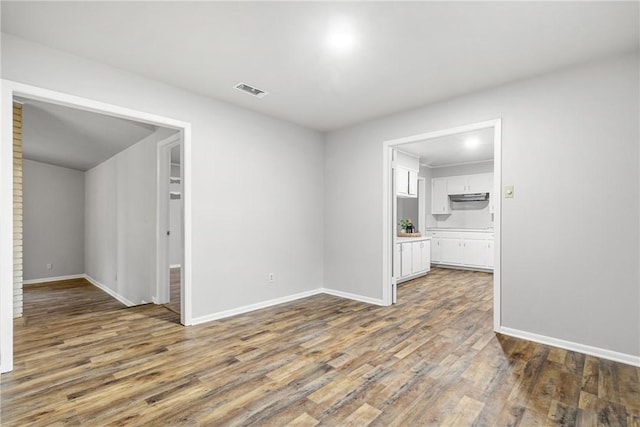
[23,274,85,285]
[191,289,325,325]
[1,79,194,372]
[321,288,385,306]
[382,119,502,328]
[498,326,640,368]
[169,264,181,269]
[84,274,135,307]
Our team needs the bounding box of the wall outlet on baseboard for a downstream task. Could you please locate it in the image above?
[268,273,275,283]
[46,263,53,270]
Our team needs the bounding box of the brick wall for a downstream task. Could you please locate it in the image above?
[13,103,23,318]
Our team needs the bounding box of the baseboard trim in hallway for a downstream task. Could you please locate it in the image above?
[83,274,136,307]
[498,326,640,367]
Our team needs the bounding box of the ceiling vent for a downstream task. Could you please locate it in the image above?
[234,82,268,98]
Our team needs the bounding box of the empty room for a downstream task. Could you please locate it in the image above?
[1,1,639,426]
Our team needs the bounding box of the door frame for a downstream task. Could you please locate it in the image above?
[156,135,183,312]
[381,118,502,330]
[0,79,193,373]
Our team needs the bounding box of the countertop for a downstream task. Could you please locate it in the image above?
[396,236,431,243]
[426,227,494,233]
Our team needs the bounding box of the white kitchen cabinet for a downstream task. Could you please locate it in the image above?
[430,235,441,262]
[395,238,431,283]
[486,240,494,268]
[431,178,451,214]
[441,237,463,265]
[443,173,493,195]
[411,240,431,274]
[462,239,487,267]
[396,167,418,198]
[446,176,467,195]
[428,230,494,271]
[400,242,412,278]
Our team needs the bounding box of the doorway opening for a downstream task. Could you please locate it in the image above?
[1,80,192,373]
[382,119,502,330]
[156,137,184,316]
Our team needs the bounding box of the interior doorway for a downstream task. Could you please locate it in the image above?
[382,119,502,330]
[157,137,184,317]
[1,80,192,373]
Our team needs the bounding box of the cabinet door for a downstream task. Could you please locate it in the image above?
[396,167,409,197]
[446,176,468,195]
[441,238,463,264]
[420,241,431,272]
[486,240,494,268]
[400,243,412,277]
[468,173,493,194]
[431,179,450,214]
[430,237,441,262]
[462,239,487,267]
[411,241,422,274]
[408,170,418,197]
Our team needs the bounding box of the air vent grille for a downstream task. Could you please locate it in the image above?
[234,83,268,98]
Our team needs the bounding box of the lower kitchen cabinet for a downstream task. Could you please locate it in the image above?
[428,230,494,271]
[395,238,431,283]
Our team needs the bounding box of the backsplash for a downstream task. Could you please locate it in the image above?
[434,198,493,229]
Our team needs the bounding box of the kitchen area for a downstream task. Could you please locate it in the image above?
[393,127,495,284]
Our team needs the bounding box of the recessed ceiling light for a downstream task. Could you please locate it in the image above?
[464,137,479,149]
[234,82,268,98]
[326,18,357,54]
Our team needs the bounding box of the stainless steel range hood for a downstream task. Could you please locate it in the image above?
[449,193,489,202]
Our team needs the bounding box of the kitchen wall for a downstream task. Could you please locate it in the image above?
[85,127,176,305]
[431,161,494,229]
[2,33,325,320]
[23,159,85,281]
[324,51,639,358]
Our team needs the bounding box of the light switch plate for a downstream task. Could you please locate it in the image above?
[504,185,514,198]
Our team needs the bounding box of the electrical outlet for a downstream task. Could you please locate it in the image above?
[46,263,53,270]
[268,273,275,283]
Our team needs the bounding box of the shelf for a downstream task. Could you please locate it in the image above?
[170,191,181,200]
[170,176,181,184]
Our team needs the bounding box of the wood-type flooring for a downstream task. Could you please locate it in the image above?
[2,268,639,426]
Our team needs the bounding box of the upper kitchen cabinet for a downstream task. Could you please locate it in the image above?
[445,173,493,195]
[431,178,451,214]
[395,150,420,198]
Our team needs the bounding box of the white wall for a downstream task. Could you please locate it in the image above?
[431,161,494,229]
[2,34,325,319]
[23,159,84,281]
[85,128,177,305]
[325,52,639,358]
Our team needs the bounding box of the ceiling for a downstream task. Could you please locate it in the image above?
[19,98,159,171]
[2,2,638,131]
[399,128,494,168]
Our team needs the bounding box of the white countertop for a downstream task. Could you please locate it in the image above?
[396,236,431,243]
[426,227,494,233]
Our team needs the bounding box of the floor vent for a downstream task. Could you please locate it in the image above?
[234,83,268,98]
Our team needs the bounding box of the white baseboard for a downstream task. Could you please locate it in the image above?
[497,326,640,367]
[321,288,386,306]
[23,274,85,285]
[191,288,385,326]
[83,274,135,307]
[191,288,325,325]
[169,264,181,269]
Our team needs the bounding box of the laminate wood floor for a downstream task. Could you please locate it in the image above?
[2,268,639,426]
